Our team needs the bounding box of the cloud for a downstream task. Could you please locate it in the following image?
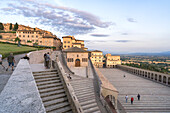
[127,18,137,23]
[121,33,128,35]
[115,40,132,43]
[0,0,113,35]
[90,34,110,37]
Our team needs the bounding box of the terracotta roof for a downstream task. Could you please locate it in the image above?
[63,47,89,53]
[91,50,102,52]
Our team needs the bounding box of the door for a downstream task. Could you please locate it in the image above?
[75,59,80,67]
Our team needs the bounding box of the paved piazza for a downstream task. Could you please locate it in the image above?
[99,68,170,113]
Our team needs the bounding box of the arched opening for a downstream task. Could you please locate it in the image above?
[143,71,144,76]
[151,73,153,79]
[145,72,147,77]
[163,76,166,84]
[105,95,116,112]
[168,77,170,85]
[155,74,157,81]
[75,59,80,67]
[140,71,142,76]
[138,70,140,75]
[148,72,150,78]
[159,75,162,82]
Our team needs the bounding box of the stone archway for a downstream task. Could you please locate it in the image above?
[75,59,80,67]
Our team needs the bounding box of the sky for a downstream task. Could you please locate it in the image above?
[0,0,170,54]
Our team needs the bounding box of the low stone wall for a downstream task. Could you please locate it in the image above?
[0,59,46,113]
[117,65,170,86]
[28,49,52,64]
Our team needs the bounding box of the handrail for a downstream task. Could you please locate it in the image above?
[52,60,83,113]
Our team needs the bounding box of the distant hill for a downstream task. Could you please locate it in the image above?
[128,51,170,56]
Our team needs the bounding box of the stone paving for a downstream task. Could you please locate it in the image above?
[99,68,170,113]
[0,54,25,93]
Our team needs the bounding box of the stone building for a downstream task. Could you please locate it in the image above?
[16,30,61,49]
[63,47,89,67]
[62,36,88,50]
[90,50,104,68]
[105,53,121,68]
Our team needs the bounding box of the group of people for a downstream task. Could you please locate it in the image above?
[125,94,140,104]
[0,53,29,71]
[44,52,51,69]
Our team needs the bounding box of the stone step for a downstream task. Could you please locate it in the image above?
[79,95,96,103]
[37,79,61,86]
[70,80,93,85]
[44,97,68,107]
[92,110,101,113]
[75,89,95,96]
[71,84,93,89]
[33,72,59,76]
[38,82,62,90]
[34,74,59,79]
[32,70,58,74]
[40,89,65,98]
[73,86,94,92]
[42,93,67,102]
[39,86,64,94]
[77,92,95,98]
[82,102,98,110]
[35,77,61,83]
[83,106,100,113]
[45,102,71,113]
[80,99,96,106]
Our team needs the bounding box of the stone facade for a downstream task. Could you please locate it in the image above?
[0,33,16,40]
[62,36,87,50]
[90,50,104,68]
[63,47,89,67]
[106,54,121,68]
[16,30,61,49]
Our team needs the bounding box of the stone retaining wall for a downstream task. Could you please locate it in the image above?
[0,59,46,113]
[28,49,52,64]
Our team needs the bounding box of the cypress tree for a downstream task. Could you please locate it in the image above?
[0,22,4,30]
[9,23,12,30]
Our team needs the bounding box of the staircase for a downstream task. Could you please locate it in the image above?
[70,78,101,113]
[33,70,73,113]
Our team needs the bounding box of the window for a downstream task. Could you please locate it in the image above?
[68,46,70,48]
[64,41,66,43]
[36,35,38,38]
[77,55,79,57]
[36,40,38,42]
[64,46,66,48]
[40,41,42,43]
[28,35,29,38]
[23,35,25,37]
[68,41,70,43]
[19,35,21,37]
[82,58,87,62]
[67,58,73,62]
[32,35,34,38]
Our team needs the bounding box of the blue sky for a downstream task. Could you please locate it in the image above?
[0,0,170,54]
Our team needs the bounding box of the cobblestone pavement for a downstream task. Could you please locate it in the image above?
[0,54,25,93]
[99,68,170,113]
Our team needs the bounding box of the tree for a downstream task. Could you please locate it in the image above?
[13,22,18,31]
[0,35,2,39]
[15,37,20,44]
[9,23,12,30]
[0,22,4,30]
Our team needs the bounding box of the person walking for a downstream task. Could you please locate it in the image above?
[131,96,134,104]
[6,53,15,71]
[44,53,47,67]
[22,54,30,60]
[125,95,128,103]
[46,52,51,69]
[0,54,5,69]
[137,94,140,100]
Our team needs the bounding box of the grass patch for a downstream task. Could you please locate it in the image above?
[0,43,38,59]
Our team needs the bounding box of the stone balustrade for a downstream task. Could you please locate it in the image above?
[117,64,170,86]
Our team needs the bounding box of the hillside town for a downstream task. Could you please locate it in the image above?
[0,22,122,68]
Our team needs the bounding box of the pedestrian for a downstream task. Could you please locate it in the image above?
[46,52,51,69]
[44,53,47,68]
[22,54,30,60]
[124,75,126,77]
[6,53,15,71]
[0,54,5,69]
[125,95,128,103]
[137,94,140,100]
[131,96,134,104]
